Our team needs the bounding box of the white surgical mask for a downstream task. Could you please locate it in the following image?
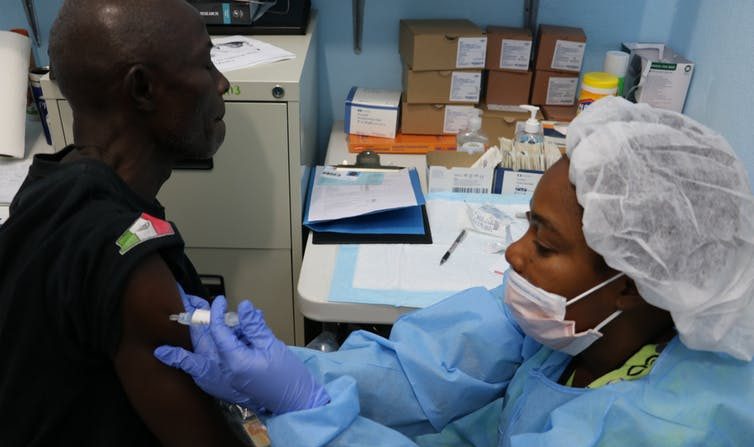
[504,269,625,355]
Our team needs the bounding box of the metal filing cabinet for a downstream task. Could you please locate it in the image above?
[41,16,319,346]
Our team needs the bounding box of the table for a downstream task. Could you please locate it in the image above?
[296,121,428,324]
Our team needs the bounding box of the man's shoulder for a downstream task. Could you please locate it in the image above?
[12,158,172,240]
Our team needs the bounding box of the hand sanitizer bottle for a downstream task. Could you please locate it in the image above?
[514,105,544,170]
[516,105,543,147]
[456,109,488,154]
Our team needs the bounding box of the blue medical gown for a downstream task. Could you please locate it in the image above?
[264,286,754,446]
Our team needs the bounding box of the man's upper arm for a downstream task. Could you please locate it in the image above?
[113,253,244,447]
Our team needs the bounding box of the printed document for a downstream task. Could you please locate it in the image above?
[307,166,419,223]
[211,35,295,72]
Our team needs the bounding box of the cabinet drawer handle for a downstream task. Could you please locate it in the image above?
[173,158,214,170]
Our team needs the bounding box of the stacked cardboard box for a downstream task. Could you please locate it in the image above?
[399,19,486,135]
[484,26,533,110]
[480,105,541,144]
[530,24,585,117]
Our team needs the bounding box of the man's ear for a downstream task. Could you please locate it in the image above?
[615,277,645,311]
[124,64,156,112]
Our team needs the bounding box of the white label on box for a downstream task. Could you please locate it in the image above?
[352,88,402,107]
[500,39,532,70]
[456,37,487,68]
[349,106,398,138]
[638,62,694,112]
[443,105,478,134]
[500,169,543,195]
[551,40,585,72]
[546,77,578,105]
[449,72,482,102]
[429,166,493,194]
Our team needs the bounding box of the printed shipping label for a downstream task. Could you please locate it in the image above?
[500,39,532,70]
[443,105,478,134]
[546,77,578,105]
[551,40,585,72]
[429,166,493,194]
[499,170,543,195]
[449,72,482,102]
[349,106,398,138]
[640,63,694,112]
[456,37,487,68]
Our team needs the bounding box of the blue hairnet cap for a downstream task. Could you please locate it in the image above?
[566,97,754,361]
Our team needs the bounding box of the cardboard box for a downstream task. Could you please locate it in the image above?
[480,105,542,143]
[622,42,694,113]
[344,87,402,138]
[403,67,482,104]
[541,104,578,122]
[535,24,586,73]
[530,70,579,106]
[347,132,456,154]
[486,26,533,71]
[426,151,493,194]
[401,102,480,135]
[399,19,487,71]
[485,70,533,107]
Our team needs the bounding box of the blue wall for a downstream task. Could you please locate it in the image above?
[3,0,752,186]
[667,0,754,186]
[0,0,63,65]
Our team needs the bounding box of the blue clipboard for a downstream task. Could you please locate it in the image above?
[303,167,432,244]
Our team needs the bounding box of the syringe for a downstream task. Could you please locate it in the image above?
[169,309,239,327]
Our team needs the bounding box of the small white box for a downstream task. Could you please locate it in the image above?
[622,42,695,113]
[426,151,493,194]
[344,87,402,139]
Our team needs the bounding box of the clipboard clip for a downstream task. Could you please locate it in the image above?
[333,151,404,172]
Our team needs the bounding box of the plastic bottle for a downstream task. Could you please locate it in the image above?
[456,109,488,154]
[513,105,544,171]
[603,50,630,97]
[515,105,543,147]
[577,72,618,114]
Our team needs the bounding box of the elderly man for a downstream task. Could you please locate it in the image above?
[0,0,272,445]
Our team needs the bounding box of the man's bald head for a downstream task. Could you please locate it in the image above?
[48,0,228,161]
[49,0,202,111]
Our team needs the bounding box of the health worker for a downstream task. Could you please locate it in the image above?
[156,97,754,446]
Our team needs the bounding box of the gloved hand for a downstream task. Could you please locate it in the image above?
[209,295,330,414]
[154,284,256,409]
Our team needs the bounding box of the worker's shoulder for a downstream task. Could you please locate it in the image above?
[642,338,754,397]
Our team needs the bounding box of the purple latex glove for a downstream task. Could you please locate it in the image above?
[209,296,330,414]
[153,284,256,409]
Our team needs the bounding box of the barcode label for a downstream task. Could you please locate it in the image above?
[452,187,487,193]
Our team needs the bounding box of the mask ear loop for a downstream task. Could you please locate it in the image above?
[567,273,626,333]
[566,272,625,306]
[594,309,623,332]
